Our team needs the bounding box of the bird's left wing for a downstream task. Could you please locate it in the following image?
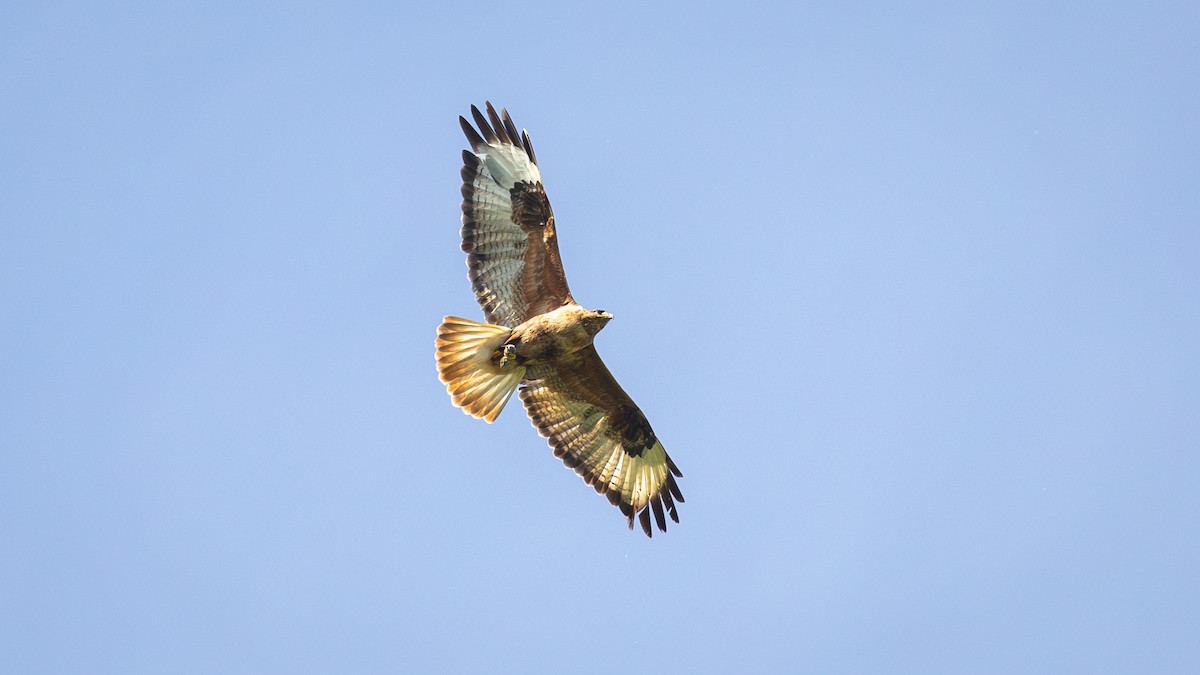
[459,102,574,328]
[519,346,684,536]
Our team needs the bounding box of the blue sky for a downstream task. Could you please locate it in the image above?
[2,2,1198,672]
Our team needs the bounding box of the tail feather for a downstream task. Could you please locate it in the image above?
[435,316,526,423]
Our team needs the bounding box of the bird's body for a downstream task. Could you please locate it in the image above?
[436,103,683,536]
[501,304,611,365]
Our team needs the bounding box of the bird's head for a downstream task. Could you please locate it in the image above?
[583,308,614,335]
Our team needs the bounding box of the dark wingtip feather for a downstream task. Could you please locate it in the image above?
[667,454,683,477]
[485,101,510,144]
[666,475,684,503]
[500,107,522,148]
[470,105,499,144]
[459,116,485,150]
[662,489,679,523]
[521,130,538,165]
[651,496,667,532]
[638,507,652,537]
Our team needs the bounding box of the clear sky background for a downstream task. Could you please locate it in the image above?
[2,2,1198,673]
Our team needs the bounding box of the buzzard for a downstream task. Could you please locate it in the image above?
[435,103,684,537]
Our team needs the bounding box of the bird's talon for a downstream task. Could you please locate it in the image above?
[497,344,517,367]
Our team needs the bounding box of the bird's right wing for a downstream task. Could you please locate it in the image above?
[459,102,574,328]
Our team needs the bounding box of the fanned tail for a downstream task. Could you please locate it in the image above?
[435,316,526,423]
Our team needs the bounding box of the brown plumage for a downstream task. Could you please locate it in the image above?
[436,102,683,536]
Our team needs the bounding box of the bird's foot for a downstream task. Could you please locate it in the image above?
[496,344,518,367]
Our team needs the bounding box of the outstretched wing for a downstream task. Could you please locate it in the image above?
[459,102,573,328]
[519,346,684,536]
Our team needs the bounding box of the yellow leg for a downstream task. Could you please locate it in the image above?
[493,344,518,367]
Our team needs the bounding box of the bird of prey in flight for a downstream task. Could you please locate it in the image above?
[435,102,684,536]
